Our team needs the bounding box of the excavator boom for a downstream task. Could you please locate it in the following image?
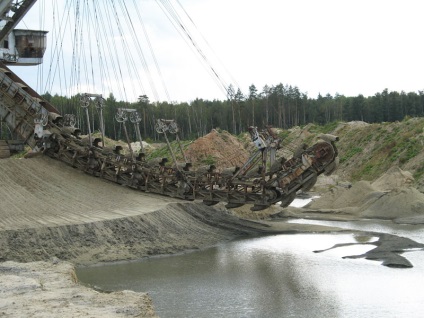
[0,60,339,211]
[0,0,38,42]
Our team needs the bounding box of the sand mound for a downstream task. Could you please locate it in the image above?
[306,167,424,222]
[361,187,424,219]
[308,180,381,210]
[185,129,249,168]
[372,166,415,191]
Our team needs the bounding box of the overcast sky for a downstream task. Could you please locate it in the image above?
[11,0,424,103]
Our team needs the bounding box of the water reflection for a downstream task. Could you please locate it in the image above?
[286,219,424,243]
[211,238,341,317]
[79,237,341,317]
[287,195,320,208]
[78,232,424,318]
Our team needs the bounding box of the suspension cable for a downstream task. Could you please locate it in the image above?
[38,0,237,104]
[156,0,229,97]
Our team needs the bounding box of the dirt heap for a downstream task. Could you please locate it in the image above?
[306,180,379,211]
[371,166,415,191]
[301,167,424,224]
[362,187,424,221]
[185,129,250,169]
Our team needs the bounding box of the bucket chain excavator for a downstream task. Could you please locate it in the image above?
[0,61,339,211]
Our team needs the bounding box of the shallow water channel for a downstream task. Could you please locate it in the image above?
[77,218,424,318]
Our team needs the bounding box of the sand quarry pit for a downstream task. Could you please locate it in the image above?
[1,156,424,317]
[0,155,341,317]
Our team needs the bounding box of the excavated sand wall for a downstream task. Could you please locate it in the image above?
[0,202,269,265]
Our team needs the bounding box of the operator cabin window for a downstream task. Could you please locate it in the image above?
[4,40,8,49]
[14,30,48,58]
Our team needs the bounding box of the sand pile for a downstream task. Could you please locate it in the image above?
[185,129,249,168]
[308,180,380,210]
[371,166,414,191]
[361,187,424,220]
[304,167,424,223]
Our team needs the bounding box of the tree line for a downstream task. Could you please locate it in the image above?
[41,84,424,142]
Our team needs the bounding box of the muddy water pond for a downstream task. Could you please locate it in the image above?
[77,221,424,318]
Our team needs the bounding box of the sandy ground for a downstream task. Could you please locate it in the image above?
[0,261,157,318]
[1,156,424,317]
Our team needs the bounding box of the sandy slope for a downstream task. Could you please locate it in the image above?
[0,156,181,231]
[0,156,341,264]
